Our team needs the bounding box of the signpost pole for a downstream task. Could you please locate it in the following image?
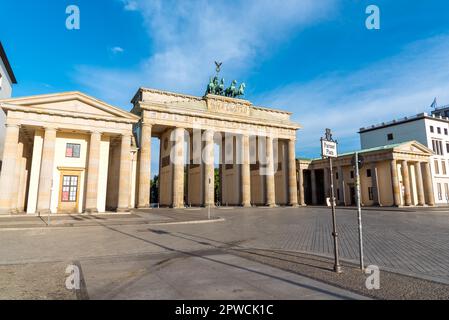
[329,156,342,273]
[355,152,365,271]
[321,129,341,274]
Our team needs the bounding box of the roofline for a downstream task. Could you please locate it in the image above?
[0,91,140,121]
[0,42,17,84]
[357,113,449,133]
[329,140,431,158]
[133,87,293,115]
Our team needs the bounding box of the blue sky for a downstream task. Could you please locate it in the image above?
[2,0,449,165]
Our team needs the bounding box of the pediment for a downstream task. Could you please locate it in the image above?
[0,91,139,122]
[394,141,433,155]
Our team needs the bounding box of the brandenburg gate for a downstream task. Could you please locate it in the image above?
[131,87,301,208]
[0,69,301,214]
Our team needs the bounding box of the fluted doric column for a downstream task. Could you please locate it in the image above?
[0,124,20,214]
[241,134,251,207]
[370,164,380,205]
[423,162,435,206]
[311,169,317,205]
[288,139,298,206]
[297,168,306,206]
[9,139,24,213]
[390,160,401,206]
[266,136,276,207]
[204,130,215,207]
[85,131,102,213]
[172,128,185,208]
[323,168,330,200]
[415,162,425,206]
[401,160,412,206]
[117,134,131,212]
[337,166,345,205]
[37,127,57,214]
[138,123,152,208]
[17,146,28,212]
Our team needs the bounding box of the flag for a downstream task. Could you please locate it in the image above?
[430,97,438,109]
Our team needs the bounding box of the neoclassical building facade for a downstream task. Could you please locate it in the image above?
[297,141,435,207]
[0,92,139,214]
[131,88,301,209]
[0,88,300,214]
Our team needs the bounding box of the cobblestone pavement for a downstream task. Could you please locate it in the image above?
[0,206,448,299]
[145,206,449,283]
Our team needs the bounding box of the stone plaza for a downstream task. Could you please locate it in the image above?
[0,206,448,299]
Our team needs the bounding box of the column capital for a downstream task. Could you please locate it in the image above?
[141,121,153,127]
[203,129,215,140]
[44,126,58,132]
[89,130,103,135]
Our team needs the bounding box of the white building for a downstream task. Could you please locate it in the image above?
[360,109,449,205]
[0,42,17,164]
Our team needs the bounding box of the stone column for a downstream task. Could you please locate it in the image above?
[17,149,28,212]
[311,169,317,205]
[423,162,435,206]
[0,124,20,214]
[337,166,345,205]
[138,123,152,208]
[85,131,102,213]
[241,134,251,207]
[371,163,380,205]
[323,168,330,200]
[288,140,298,206]
[415,162,425,206]
[390,160,401,206]
[10,140,24,213]
[297,168,306,206]
[36,127,57,214]
[172,127,185,208]
[26,130,44,214]
[401,160,412,206]
[204,130,215,207]
[266,136,276,207]
[117,134,131,212]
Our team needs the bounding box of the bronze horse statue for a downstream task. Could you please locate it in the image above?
[206,76,245,98]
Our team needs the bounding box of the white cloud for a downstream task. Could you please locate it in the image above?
[110,46,124,54]
[258,34,449,157]
[121,0,139,11]
[75,0,337,107]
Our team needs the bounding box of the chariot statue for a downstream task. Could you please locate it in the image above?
[205,62,246,99]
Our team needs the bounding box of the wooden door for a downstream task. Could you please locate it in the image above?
[58,171,80,213]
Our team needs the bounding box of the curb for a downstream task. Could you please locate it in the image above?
[0,217,225,231]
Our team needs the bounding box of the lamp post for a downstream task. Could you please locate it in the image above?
[321,129,342,273]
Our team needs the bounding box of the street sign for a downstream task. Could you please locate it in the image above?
[351,154,364,169]
[321,140,338,158]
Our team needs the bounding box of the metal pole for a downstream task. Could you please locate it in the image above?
[329,156,342,273]
[355,152,365,271]
[208,178,211,220]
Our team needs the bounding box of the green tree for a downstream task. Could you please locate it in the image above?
[214,168,221,204]
[150,175,159,205]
